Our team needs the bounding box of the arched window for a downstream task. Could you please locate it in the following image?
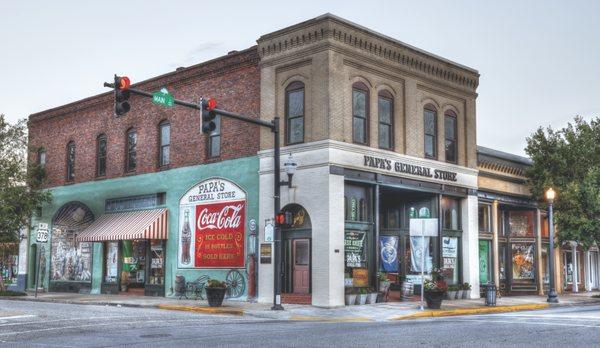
[37,148,46,168]
[352,82,369,145]
[159,121,170,166]
[444,110,457,163]
[378,90,393,150]
[66,141,75,181]
[423,105,437,159]
[126,128,137,172]
[285,81,305,145]
[96,134,107,177]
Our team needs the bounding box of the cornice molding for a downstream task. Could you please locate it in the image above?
[257,15,479,92]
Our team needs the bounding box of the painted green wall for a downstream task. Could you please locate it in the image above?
[29,156,259,298]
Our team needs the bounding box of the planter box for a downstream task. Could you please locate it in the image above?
[356,294,367,305]
[206,287,227,307]
[366,293,378,304]
[345,294,357,306]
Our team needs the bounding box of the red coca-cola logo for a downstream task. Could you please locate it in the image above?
[197,202,244,230]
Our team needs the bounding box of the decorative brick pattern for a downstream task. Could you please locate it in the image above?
[28,48,261,188]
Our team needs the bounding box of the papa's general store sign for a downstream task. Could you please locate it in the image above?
[363,155,458,182]
[178,178,246,268]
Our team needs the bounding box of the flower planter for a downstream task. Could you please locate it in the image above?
[447,290,457,300]
[345,294,357,306]
[356,294,367,305]
[424,290,445,309]
[462,289,469,299]
[205,287,227,307]
[367,293,378,304]
[456,289,463,299]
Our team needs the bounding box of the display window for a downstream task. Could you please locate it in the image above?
[0,244,19,286]
[149,240,164,285]
[104,241,118,283]
[511,243,535,281]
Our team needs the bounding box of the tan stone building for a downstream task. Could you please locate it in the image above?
[257,14,481,307]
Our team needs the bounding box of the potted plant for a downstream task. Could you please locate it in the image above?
[377,272,390,291]
[446,285,458,300]
[205,279,227,307]
[367,287,378,304]
[462,283,471,299]
[356,288,368,305]
[345,287,357,306]
[456,283,464,299]
[423,267,448,309]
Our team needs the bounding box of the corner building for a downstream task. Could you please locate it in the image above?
[257,14,480,307]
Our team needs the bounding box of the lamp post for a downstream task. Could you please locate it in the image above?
[546,188,559,303]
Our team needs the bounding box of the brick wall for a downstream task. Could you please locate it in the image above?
[28,48,260,188]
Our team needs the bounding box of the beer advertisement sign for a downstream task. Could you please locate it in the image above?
[178,178,246,268]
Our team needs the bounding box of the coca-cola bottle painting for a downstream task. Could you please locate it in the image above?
[181,209,192,265]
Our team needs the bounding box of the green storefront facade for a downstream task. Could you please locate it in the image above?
[27,156,259,299]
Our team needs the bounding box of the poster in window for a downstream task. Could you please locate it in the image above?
[105,241,118,283]
[479,240,489,284]
[512,243,534,280]
[345,231,366,268]
[379,236,398,272]
[352,268,369,287]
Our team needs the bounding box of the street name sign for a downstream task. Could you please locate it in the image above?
[152,88,174,107]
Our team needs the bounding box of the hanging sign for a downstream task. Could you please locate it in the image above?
[380,236,399,272]
[178,178,246,268]
[345,230,366,268]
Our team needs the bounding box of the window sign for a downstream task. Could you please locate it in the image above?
[380,236,399,272]
[479,240,490,284]
[345,231,366,268]
[512,243,535,280]
[443,237,459,284]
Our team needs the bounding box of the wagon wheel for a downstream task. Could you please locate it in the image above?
[226,270,245,298]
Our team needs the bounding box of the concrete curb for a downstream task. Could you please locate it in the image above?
[289,315,373,322]
[391,303,550,320]
[156,304,244,316]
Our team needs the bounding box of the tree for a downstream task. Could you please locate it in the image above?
[0,114,52,290]
[524,116,600,247]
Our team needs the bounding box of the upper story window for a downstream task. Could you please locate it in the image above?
[424,105,437,159]
[444,111,457,163]
[37,148,46,168]
[378,91,393,150]
[208,115,221,158]
[66,141,75,181]
[352,82,369,145]
[96,134,107,177]
[285,81,305,145]
[126,128,137,172]
[159,121,170,166]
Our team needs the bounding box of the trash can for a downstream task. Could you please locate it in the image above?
[485,282,497,306]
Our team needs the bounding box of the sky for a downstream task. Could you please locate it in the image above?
[1,0,598,156]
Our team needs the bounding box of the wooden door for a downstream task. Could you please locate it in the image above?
[292,239,310,294]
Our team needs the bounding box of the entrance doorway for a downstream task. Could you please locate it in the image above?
[122,240,147,295]
[281,204,312,301]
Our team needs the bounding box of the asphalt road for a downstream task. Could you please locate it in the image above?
[1,300,600,347]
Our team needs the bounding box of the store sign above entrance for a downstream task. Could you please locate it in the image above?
[178,178,246,269]
[363,155,458,182]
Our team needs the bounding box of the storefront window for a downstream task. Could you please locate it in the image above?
[51,228,92,282]
[478,204,491,233]
[442,236,459,284]
[149,240,164,285]
[104,241,118,283]
[345,185,372,222]
[345,230,368,287]
[511,243,535,280]
[0,244,19,286]
[508,211,534,237]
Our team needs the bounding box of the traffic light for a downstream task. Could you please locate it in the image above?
[201,97,218,134]
[113,75,131,116]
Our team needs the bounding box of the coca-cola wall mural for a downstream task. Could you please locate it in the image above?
[178,178,246,268]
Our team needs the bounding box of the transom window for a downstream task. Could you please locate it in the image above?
[159,121,170,166]
[352,82,369,145]
[378,91,393,150]
[66,141,75,181]
[444,111,457,163]
[285,81,304,145]
[96,134,107,177]
[424,106,437,159]
[126,128,137,172]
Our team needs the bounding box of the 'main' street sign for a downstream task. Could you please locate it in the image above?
[152,88,174,107]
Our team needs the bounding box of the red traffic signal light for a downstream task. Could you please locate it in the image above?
[206,98,217,110]
[275,211,293,227]
[117,76,131,90]
[201,98,218,134]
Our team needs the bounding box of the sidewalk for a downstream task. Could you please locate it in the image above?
[3,291,599,322]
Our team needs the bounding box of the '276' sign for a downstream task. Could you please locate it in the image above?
[178,178,247,269]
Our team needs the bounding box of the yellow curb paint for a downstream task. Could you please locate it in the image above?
[156,304,244,316]
[391,303,550,321]
[290,315,373,322]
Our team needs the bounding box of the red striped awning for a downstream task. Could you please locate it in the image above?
[76,209,168,242]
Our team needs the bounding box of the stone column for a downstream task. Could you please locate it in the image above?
[461,194,480,298]
[571,241,579,293]
[535,209,544,295]
[492,200,500,287]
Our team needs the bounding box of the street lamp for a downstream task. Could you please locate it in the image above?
[546,188,559,303]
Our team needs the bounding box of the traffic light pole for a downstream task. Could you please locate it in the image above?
[104,80,285,310]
